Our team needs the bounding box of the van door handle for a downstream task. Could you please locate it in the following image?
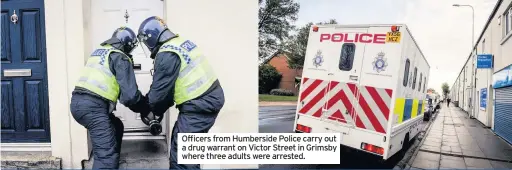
[328,73,334,75]
[349,75,358,81]
[133,63,142,70]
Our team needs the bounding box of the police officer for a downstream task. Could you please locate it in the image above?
[137,16,225,169]
[70,27,150,169]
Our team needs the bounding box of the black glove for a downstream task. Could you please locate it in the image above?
[128,95,151,117]
[139,95,151,118]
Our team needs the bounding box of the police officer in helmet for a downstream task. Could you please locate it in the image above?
[137,16,225,169]
[70,27,150,169]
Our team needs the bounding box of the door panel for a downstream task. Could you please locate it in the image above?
[1,0,50,143]
[1,81,15,132]
[91,0,165,133]
[297,27,331,119]
[323,28,368,128]
[2,10,11,63]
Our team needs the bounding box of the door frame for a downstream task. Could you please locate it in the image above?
[88,0,169,139]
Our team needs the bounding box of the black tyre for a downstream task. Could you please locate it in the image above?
[398,133,410,157]
[402,133,410,152]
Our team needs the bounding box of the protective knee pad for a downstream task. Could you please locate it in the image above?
[110,115,124,130]
[110,115,124,153]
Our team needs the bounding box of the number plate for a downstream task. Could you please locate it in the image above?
[386,32,402,43]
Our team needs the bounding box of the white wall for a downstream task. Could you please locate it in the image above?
[474,21,493,127]
[164,0,259,169]
[45,0,90,168]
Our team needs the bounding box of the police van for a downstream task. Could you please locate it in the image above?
[294,24,430,160]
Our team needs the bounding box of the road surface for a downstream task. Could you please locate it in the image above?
[259,105,297,133]
[258,105,428,169]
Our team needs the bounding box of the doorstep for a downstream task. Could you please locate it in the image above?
[83,139,168,169]
[1,151,62,169]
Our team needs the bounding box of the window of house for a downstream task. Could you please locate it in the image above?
[412,67,417,89]
[505,7,512,37]
[339,43,356,71]
[403,59,410,87]
[419,73,423,92]
[510,8,512,34]
[423,77,426,93]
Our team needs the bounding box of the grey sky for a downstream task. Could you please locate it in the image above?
[295,0,497,93]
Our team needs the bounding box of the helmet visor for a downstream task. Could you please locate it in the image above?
[126,40,138,54]
[137,33,152,50]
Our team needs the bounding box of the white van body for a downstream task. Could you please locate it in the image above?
[293,24,430,160]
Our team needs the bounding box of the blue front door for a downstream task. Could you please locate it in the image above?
[1,0,50,143]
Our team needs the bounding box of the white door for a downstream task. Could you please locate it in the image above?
[322,27,368,128]
[91,0,166,135]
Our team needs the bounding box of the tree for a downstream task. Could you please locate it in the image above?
[441,83,450,96]
[285,19,338,69]
[259,64,282,94]
[259,0,300,60]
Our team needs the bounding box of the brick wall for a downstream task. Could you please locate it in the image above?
[267,54,302,95]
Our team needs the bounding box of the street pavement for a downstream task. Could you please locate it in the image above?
[259,105,428,169]
[259,106,297,133]
[407,105,512,169]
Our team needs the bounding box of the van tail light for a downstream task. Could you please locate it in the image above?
[296,124,312,133]
[312,25,319,32]
[361,142,384,155]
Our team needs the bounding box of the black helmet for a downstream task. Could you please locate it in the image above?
[137,16,176,52]
[101,27,138,54]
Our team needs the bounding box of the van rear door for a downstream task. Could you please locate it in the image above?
[319,26,370,128]
[296,26,331,120]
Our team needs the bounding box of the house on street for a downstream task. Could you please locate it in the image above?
[449,0,512,145]
[262,51,303,95]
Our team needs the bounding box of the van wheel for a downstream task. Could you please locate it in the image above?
[401,133,410,153]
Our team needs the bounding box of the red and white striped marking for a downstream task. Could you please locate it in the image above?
[297,77,393,134]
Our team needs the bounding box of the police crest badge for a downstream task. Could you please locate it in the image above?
[313,50,324,68]
[372,52,388,73]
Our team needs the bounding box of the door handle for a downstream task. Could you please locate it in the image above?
[11,10,18,24]
[133,63,142,70]
[3,69,31,77]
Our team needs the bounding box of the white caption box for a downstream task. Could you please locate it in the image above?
[177,133,341,164]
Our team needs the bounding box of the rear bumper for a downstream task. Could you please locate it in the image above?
[294,115,388,159]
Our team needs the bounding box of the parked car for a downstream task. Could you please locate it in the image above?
[423,99,434,121]
[433,99,440,113]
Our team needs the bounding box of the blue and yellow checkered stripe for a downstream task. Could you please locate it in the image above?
[393,98,425,124]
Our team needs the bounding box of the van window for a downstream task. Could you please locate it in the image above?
[423,77,426,93]
[412,67,417,89]
[419,73,423,92]
[339,43,356,71]
[403,59,410,86]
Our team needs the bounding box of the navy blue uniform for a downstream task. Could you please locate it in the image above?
[147,51,225,169]
[70,51,147,169]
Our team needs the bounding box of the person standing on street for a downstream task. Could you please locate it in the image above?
[447,97,451,107]
[70,27,151,169]
[136,16,225,169]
